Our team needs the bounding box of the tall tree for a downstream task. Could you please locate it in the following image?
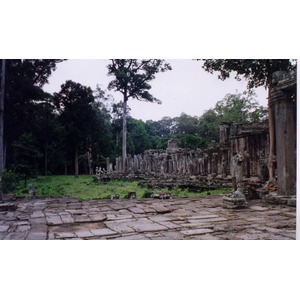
[107,59,172,172]
[201,59,293,182]
[3,59,64,170]
[54,80,95,177]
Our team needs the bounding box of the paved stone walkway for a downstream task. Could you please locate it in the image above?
[0,195,296,240]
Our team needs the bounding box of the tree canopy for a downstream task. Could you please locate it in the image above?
[0,59,270,182]
[201,59,293,89]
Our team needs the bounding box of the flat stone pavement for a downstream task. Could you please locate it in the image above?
[0,195,296,240]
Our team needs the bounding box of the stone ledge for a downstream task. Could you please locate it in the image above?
[264,194,296,206]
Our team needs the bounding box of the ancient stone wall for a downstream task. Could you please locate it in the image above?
[114,122,270,181]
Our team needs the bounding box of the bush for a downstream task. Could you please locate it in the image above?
[142,189,153,198]
[1,170,20,193]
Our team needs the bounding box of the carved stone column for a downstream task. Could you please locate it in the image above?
[271,70,296,196]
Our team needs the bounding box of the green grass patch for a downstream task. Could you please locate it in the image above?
[14,175,230,200]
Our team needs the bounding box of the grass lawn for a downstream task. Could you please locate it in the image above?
[14,175,229,200]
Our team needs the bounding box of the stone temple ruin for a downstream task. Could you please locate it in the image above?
[95,69,296,207]
[97,121,271,201]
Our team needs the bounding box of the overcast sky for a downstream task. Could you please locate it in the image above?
[43,59,268,121]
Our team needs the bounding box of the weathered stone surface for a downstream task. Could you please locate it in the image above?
[115,234,150,240]
[60,214,75,224]
[156,221,181,229]
[0,225,9,232]
[31,211,45,218]
[90,228,118,237]
[181,228,214,236]
[89,213,107,222]
[0,203,17,211]
[104,221,136,234]
[73,215,91,223]
[0,232,8,239]
[46,215,63,225]
[0,196,296,240]
[249,205,269,211]
[128,207,145,214]
[271,71,296,196]
[30,217,47,224]
[26,231,47,240]
[152,206,171,214]
[5,232,28,240]
[54,232,77,239]
[127,219,168,232]
[223,195,247,209]
[75,230,94,238]
[16,225,30,232]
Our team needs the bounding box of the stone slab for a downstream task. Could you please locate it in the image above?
[127,220,168,232]
[152,206,171,214]
[26,231,47,240]
[5,232,28,240]
[128,207,145,214]
[46,215,63,225]
[105,221,135,234]
[16,225,31,232]
[181,228,214,236]
[157,221,182,229]
[0,232,8,239]
[90,228,118,237]
[75,230,94,238]
[0,225,9,232]
[89,213,107,222]
[30,217,47,224]
[73,215,91,223]
[54,232,77,239]
[114,234,150,240]
[31,211,45,218]
[60,214,75,224]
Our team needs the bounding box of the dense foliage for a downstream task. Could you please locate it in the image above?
[0,59,268,178]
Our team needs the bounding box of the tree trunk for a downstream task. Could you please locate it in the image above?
[0,59,6,199]
[3,142,6,170]
[267,81,276,183]
[87,149,93,175]
[44,144,48,175]
[0,60,6,172]
[122,98,127,172]
[75,147,79,177]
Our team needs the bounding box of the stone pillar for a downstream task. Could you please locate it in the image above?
[271,70,296,196]
[106,157,110,174]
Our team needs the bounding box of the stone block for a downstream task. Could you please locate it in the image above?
[90,228,118,237]
[5,232,28,240]
[46,215,63,225]
[223,195,247,209]
[104,221,135,234]
[30,217,47,224]
[54,232,77,239]
[75,230,94,238]
[181,228,214,236]
[0,225,9,232]
[26,231,47,240]
[127,220,168,232]
[60,214,75,224]
[89,213,107,222]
